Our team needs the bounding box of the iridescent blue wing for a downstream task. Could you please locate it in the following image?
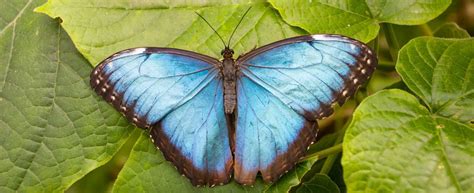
[234,34,377,184]
[90,48,232,186]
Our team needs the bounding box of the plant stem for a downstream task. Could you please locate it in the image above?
[372,33,379,56]
[319,119,351,174]
[419,24,433,36]
[377,60,396,71]
[381,23,400,62]
[320,151,340,174]
[302,143,343,161]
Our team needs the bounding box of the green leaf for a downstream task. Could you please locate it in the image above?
[269,0,451,42]
[343,37,474,192]
[295,174,340,193]
[35,0,305,65]
[343,89,474,193]
[268,0,379,42]
[396,37,474,123]
[0,0,133,192]
[434,23,470,38]
[367,0,451,24]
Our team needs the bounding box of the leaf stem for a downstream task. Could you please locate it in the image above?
[319,151,340,174]
[319,119,351,174]
[369,33,379,57]
[319,141,344,174]
[374,33,379,57]
[377,60,396,71]
[419,24,433,36]
[303,143,342,161]
[382,23,400,62]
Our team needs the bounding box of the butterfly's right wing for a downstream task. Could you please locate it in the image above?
[90,48,232,186]
[234,35,377,184]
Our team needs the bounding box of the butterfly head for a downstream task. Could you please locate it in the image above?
[221,48,234,59]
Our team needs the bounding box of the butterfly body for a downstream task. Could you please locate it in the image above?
[90,34,377,186]
[221,48,238,114]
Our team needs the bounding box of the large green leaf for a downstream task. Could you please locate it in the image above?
[343,37,474,193]
[396,37,474,123]
[35,0,305,65]
[342,90,474,192]
[343,90,474,192]
[269,0,451,42]
[0,0,133,192]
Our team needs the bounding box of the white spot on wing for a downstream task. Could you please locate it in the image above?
[129,48,147,55]
[312,34,338,41]
[112,48,147,59]
[312,34,350,42]
[342,90,348,96]
[350,44,357,50]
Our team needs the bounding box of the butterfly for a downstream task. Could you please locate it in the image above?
[90,8,377,187]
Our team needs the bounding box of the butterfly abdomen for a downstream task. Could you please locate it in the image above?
[222,57,237,114]
[224,81,237,114]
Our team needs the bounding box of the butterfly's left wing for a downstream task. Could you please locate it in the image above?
[234,34,377,184]
[90,48,232,186]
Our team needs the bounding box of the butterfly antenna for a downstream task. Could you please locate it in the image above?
[227,6,252,48]
[195,11,227,48]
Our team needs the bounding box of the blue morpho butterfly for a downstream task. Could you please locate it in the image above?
[90,8,377,187]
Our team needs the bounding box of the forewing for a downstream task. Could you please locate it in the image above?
[234,34,377,184]
[90,48,232,186]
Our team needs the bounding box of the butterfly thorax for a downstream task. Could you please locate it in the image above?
[221,48,237,114]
